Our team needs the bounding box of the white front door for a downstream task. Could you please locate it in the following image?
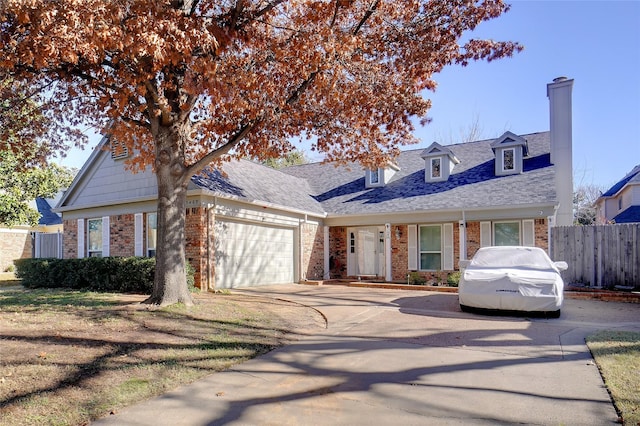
[347,226,385,277]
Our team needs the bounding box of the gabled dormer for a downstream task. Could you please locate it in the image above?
[490,131,529,176]
[365,162,401,188]
[420,142,460,183]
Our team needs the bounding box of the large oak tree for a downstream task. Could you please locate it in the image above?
[0,0,522,305]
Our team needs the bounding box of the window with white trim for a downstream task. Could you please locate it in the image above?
[502,148,515,171]
[369,169,380,185]
[87,218,103,257]
[430,157,441,179]
[147,213,157,257]
[493,221,520,246]
[419,225,442,270]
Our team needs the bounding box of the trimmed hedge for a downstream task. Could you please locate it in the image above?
[14,257,193,294]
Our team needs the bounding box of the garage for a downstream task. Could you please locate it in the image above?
[214,219,295,289]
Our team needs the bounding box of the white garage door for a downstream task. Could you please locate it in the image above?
[214,220,294,288]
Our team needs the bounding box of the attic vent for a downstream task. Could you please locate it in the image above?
[110,139,129,160]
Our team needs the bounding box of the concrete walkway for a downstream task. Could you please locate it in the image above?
[94,285,640,425]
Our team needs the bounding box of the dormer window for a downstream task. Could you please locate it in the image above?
[365,163,400,188]
[430,158,442,179]
[421,142,460,183]
[491,132,528,176]
[502,148,515,172]
[370,169,380,185]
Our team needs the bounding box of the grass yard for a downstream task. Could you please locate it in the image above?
[586,330,640,425]
[0,286,325,425]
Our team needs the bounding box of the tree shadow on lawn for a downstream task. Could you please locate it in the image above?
[0,291,319,423]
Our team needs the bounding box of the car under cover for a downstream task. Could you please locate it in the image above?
[458,246,564,314]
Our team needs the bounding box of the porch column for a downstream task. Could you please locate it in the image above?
[459,220,467,261]
[385,223,392,282]
[323,226,330,280]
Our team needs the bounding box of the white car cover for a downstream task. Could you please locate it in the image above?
[459,247,564,312]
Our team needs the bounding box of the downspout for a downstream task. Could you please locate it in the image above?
[299,215,307,282]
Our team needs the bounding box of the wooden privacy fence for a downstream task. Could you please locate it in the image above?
[550,223,639,288]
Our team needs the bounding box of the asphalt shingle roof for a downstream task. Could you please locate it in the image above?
[35,197,63,225]
[189,132,557,217]
[282,132,556,215]
[190,158,326,215]
[602,164,640,197]
[612,206,640,224]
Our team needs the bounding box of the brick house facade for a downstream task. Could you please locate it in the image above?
[56,78,573,290]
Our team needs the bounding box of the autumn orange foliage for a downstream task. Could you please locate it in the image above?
[0,0,522,305]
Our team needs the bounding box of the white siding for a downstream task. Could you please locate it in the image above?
[64,150,157,207]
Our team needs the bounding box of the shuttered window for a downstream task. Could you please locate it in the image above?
[134,213,143,256]
[77,219,85,258]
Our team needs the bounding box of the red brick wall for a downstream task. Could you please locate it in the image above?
[391,225,408,281]
[63,219,78,259]
[535,218,549,251]
[329,227,348,278]
[110,214,135,257]
[185,207,208,290]
[0,230,31,271]
[302,222,324,280]
[466,222,481,259]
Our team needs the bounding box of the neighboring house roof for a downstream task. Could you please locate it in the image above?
[191,159,326,215]
[35,197,63,225]
[282,131,555,216]
[612,206,640,224]
[601,164,640,197]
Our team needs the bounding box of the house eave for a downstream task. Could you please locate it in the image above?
[55,188,328,220]
[193,189,329,219]
[324,202,557,226]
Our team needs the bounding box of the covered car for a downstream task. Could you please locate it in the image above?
[458,246,568,317]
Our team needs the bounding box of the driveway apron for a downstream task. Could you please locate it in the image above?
[93,285,640,426]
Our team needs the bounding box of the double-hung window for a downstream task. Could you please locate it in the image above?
[493,221,520,246]
[419,225,442,270]
[87,218,103,257]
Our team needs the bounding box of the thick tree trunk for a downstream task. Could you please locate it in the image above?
[144,125,194,306]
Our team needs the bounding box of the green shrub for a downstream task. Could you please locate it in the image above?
[408,271,426,285]
[447,271,461,287]
[13,257,191,294]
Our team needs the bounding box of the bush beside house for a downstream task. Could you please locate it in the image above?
[14,257,194,294]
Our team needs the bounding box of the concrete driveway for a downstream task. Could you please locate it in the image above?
[94,285,640,425]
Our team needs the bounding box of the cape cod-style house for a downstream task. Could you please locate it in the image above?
[55,77,575,290]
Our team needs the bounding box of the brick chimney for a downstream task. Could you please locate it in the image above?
[547,77,574,226]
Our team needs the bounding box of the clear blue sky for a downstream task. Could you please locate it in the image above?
[58,0,640,190]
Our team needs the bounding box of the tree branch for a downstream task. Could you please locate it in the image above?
[353,0,380,35]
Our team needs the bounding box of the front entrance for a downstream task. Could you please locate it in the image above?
[346,226,385,278]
